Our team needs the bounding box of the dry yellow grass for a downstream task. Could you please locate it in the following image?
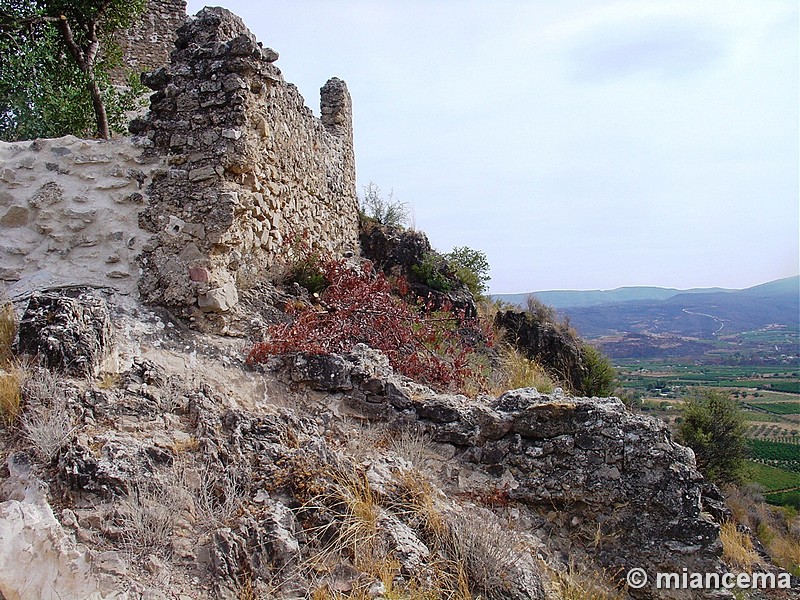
[336,467,380,549]
[548,561,624,600]
[0,367,23,426]
[720,521,762,571]
[393,467,446,538]
[769,534,800,577]
[0,303,16,368]
[493,344,556,394]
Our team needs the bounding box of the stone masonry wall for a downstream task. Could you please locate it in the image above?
[131,7,359,314]
[0,136,162,300]
[113,0,187,84]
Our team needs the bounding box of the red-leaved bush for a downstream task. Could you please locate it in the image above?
[248,261,490,391]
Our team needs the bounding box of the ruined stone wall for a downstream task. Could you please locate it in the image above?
[132,7,359,314]
[113,0,187,84]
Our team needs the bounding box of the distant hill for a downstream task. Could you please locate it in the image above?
[494,277,800,363]
[495,285,732,309]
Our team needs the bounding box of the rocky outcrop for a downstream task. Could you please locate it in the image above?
[496,309,588,392]
[275,348,726,598]
[485,390,721,586]
[0,453,125,600]
[15,287,114,377]
[359,218,432,277]
[133,7,359,317]
[0,285,785,599]
[359,219,477,318]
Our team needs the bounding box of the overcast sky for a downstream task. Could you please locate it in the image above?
[185,1,798,293]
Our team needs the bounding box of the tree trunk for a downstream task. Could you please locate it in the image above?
[56,15,110,139]
[87,75,110,139]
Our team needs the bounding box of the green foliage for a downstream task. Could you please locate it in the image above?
[678,389,748,485]
[748,402,800,415]
[411,252,454,293]
[288,254,328,295]
[765,491,800,510]
[445,246,490,300]
[748,439,800,463]
[284,232,330,295]
[40,0,145,39]
[359,182,410,228]
[0,0,146,140]
[744,461,800,492]
[410,245,491,300]
[580,344,616,397]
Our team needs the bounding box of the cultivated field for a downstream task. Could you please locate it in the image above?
[617,359,800,508]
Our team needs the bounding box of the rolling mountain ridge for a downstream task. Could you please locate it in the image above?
[495,276,800,362]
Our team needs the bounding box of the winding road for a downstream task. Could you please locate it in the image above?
[682,308,725,334]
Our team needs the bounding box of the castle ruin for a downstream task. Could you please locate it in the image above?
[0,6,359,319]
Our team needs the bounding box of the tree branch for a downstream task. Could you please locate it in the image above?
[55,15,88,72]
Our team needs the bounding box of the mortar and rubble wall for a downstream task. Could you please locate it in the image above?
[0,6,360,317]
[112,0,188,84]
[131,7,359,314]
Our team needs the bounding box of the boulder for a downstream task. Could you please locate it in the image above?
[15,287,113,377]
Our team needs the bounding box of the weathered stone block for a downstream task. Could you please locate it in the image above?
[197,282,238,312]
[0,206,30,228]
[15,288,113,377]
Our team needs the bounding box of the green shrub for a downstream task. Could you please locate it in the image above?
[445,246,490,300]
[287,257,328,295]
[525,295,558,323]
[411,252,454,293]
[678,389,748,485]
[581,345,616,397]
[360,182,410,228]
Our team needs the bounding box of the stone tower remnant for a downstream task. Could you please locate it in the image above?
[131,7,359,315]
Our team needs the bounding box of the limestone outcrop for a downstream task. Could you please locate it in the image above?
[496,308,589,392]
[15,287,114,377]
[273,348,727,595]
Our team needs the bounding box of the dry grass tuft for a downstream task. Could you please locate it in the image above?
[0,367,23,426]
[387,427,430,469]
[20,367,76,461]
[119,472,193,558]
[0,302,16,368]
[769,534,800,577]
[0,303,22,426]
[492,344,556,394]
[96,371,120,390]
[720,521,762,571]
[723,485,800,576]
[193,460,246,528]
[393,467,446,538]
[328,466,382,572]
[441,509,524,599]
[548,561,624,600]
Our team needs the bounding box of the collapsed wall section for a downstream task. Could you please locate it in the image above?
[132,7,359,314]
